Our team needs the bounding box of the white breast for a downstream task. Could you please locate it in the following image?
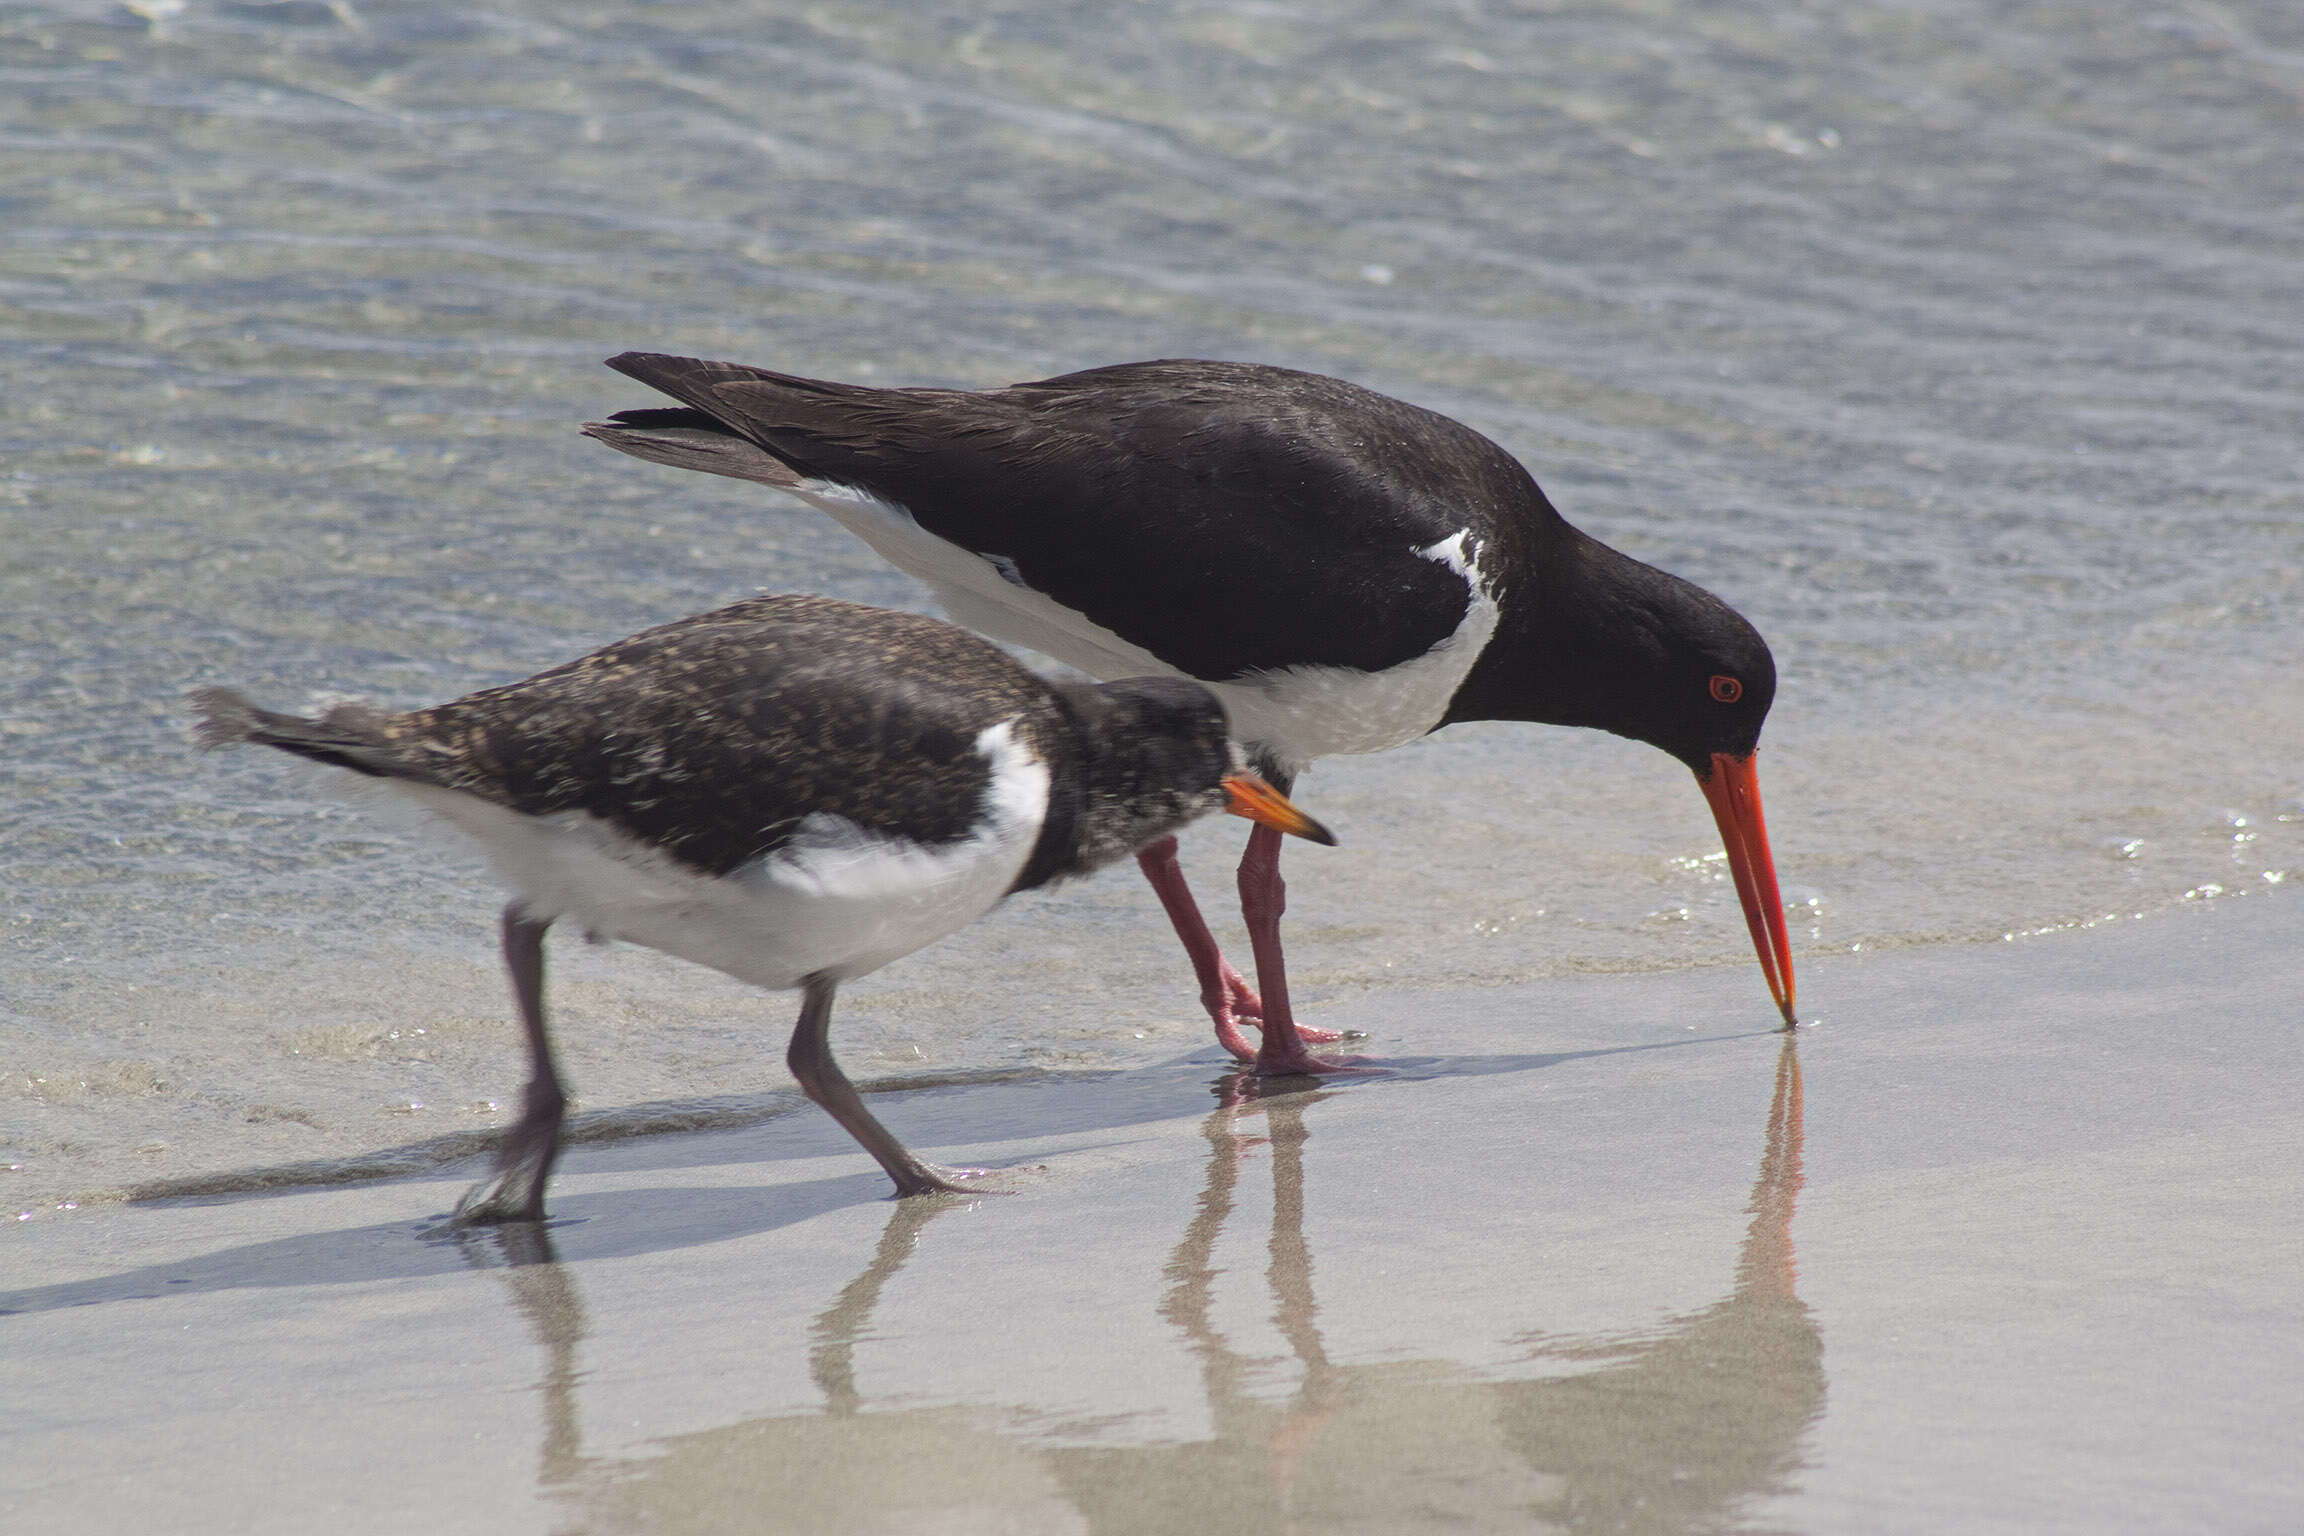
[1218,531,1498,766]
[395,720,1051,989]
[782,479,1499,773]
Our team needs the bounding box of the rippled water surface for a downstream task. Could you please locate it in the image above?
[5,0,2300,1205]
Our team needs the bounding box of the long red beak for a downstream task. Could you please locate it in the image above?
[1697,752,1796,1025]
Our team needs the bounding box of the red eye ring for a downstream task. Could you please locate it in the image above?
[1709,674,1743,704]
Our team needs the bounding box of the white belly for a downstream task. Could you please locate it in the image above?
[394,720,1050,988]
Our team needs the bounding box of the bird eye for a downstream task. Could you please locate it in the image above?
[1709,674,1743,704]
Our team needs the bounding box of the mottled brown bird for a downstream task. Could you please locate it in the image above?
[194,594,1332,1220]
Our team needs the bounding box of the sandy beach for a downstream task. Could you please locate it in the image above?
[6,891,2296,1533]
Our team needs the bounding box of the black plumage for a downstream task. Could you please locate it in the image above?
[593,356,1493,683]
[586,355,1797,1075]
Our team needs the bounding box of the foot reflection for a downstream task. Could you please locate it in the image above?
[1156,1072,1342,1503]
[810,1195,960,1417]
[451,1223,590,1494]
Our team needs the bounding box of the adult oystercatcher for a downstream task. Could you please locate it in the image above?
[192,593,1334,1219]
[584,356,1796,1073]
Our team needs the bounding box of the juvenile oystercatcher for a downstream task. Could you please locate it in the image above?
[192,593,1334,1219]
[584,356,1796,1073]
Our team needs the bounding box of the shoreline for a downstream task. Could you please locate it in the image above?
[5,887,2297,1532]
[11,883,2286,1217]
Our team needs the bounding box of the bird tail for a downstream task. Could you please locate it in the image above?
[581,408,805,488]
[585,351,856,488]
[188,687,414,781]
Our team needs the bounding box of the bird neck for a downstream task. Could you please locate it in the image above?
[1444,522,1684,736]
[1009,709,1089,894]
[1010,681,1231,894]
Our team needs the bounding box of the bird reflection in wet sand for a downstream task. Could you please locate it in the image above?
[450,1223,590,1498]
[1137,1074,1356,1501]
[807,1195,953,1419]
[1494,1035,1820,1532]
[1042,1045,1818,1532]
[549,1035,1819,1534]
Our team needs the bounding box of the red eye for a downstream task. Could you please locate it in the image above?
[1709,675,1743,704]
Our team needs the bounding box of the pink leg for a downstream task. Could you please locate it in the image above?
[1138,836,1347,1062]
[1138,836,1263,1062]
[1237,823,1360,1075]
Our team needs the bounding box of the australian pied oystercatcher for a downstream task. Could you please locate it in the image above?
[193,593,1334,1219]
[584,356,1796,1073]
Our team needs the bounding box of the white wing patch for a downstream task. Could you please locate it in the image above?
[391,720,1050,990]
[1223,531,1500,767]
[737,719,1050,980]
[782,475,1500,772]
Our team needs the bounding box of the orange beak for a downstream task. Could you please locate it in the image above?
[1222,774,1339,846]
[1698,752,1797,1025]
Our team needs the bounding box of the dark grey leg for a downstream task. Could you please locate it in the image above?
[454,904,568,1224]
[786,973,986,1198]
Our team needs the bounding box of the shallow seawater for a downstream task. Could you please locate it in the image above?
[4,0,2301,1207]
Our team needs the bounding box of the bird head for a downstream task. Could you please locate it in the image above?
[1490,535,1797,1026]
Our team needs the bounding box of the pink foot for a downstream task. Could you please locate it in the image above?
[1204,968,1350,1060]
[1134,834,1351,1061]
[894,1160,1042,1197]
[1206,961,1262,1064]
[1250,1025,1381,1079]
[1252,1047,1381,1078]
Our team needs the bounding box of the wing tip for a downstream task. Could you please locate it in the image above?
[603,350,698,384]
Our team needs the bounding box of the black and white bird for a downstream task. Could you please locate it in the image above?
[192,593,1334,1220]
[585,355,1796,1074]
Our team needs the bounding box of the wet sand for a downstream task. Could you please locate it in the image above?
[3,892,2298,1534]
